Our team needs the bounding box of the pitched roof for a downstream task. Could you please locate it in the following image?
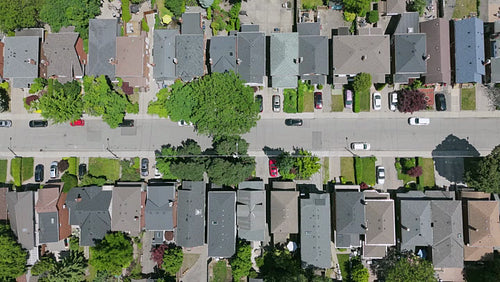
[115,34,147,87]
[400,200,433,252]
[3,36,39,88]
[454,17,485,83]
[145,183,176,231]
[300,193,332,269]
[299,35,328,77]
[7,191,35,249]
[467,201,500,247]
[208,191,236,258]
[175,34,204,81]
[65,186,111,246]
[87,18,119,79]
[177,181,206,248]
[365,199,395,246]
[394,12,420,34]
[0,188,8,220]
[420,18,451,84]
[181,13,203,35]
[270,33,299,88]
[237,188,266,242]
[393,33,427,82]
[297,22,320,35]
[112,185,142,236]
[210,36,237,74]
[431,201,463,268]
[36,187,60,213]
[270,191,299,234]
[237,32,266,84]
[385,0,406,15]
[35,187,61,244]
[335,191,365,248]
[332,35,390,83]
[153,29,178,81]
[56,191,71,240]
[491,21,500,83]
[43,32,83,83]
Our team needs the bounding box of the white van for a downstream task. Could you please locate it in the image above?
[408,117,430,125]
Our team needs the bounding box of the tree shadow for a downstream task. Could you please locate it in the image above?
[431,135,480,184]
[262,146,285,159]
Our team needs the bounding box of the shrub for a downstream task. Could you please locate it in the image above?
[61,173,78,193]
[397,89,427,113]
[360,182,369,189]
[207,7,212,20]
[0,159,6,183]
[353,73,372,93]
[375,83,386,91]
[141,18,149,32]
[122,0,132,23]
[353,91,361,113]
[407,166,423,177]
[400,158,416,171]
[58,160,69,173]
[283,89,298,113]
[344,11,356,22]
[367,10,379,23]
[317,84,323,90]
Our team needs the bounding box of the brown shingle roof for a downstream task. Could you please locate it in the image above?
[270,191,298,234]
[420,18,451,84]
[115,34,147,87]
[35,187,60,213]
[57,192,71,240]
[467,201,500,247]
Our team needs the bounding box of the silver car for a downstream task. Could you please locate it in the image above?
[0,120,12,127]
[376,166,385,185]
[389,92,398,111]
[272,95,280,112]
[50,161,59,178]
[351,142,371,150]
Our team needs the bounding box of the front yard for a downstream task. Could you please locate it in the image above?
[461,87,476,110]
[358,89,370,112]
[340,157,355,184]
[0,159,6,183]
[354,157,376,185]
[452,0,477,18]
[88,158,121,182]
[337,254,350,279]
[331,95,344,112]
[417,157,436,188]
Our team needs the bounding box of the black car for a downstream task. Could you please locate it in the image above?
[29,120,48,128]
[141,158,149,177]
[35,164,44,182]
[255,95,263,112]
[285,119,303,126]
[435,93,447,111]
[118,119,134,127]
[78,163,87,179]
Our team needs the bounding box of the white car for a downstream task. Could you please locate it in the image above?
[351,142,371,151]
[50,161,59,178]
[389,92,398,111]
[376,166,385,185]
[408,117,430,125]
[178,120,193,127]
[373,92,382,111]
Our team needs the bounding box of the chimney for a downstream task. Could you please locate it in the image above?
[134,216,139,221]
[361,224,368,230]
[423,54,431,61]
[401,225,410,231]
[236,58,242,65]
[360,199,367,205]
[29,59,36,65]
[209,58,213,65]
[483,59,491,66]
[469,225,479,232]
[173,58,178,64]
[75,194,82,203]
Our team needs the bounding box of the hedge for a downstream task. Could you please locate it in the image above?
[353,91,361,113]
[122,0,132,23]
[0,159,7,183]
[141,18,150,32]
[10,158,22,187]
[283,89,298,113]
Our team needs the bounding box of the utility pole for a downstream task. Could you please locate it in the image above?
[106,138,119,159]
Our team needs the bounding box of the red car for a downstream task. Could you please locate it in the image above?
[70,119,85,126]
[269,159,279,177]
[314,92,323,109]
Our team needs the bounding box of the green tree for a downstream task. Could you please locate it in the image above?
[0,88,9,113]
[408,0,426,16]
[0,0,42,33]
[0,224,28,280]
[375,249,436,282]
[90,232,133,276]
[165,0,186,18]
[207,157,255,186]
[344,11,356,22]
[31,255,57,276]
[343,0,371,17]
[35,80,83,123]
[257,246,306,281]
[35,251,87,281]
[276,152,297,180]
[465,145,500,193]
[170,161,206,181]
[213,136,249,156]
[61,172,78,193]
[366,10,379,24]
[29,77,48,94]
[295,149,321,179]
[162,246,183,276]
[230,240,253,281]
[465,253,500,282]
[350,257,369,282]
[148,88,170,118]
[156,145,178,180]
[352,73,372,93]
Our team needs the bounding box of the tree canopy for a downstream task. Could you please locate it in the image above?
[165,0,186,18]
[353,73,372,93]
[148,88,170,118]
[31,79,83,123]
[230,240,253,281]
[162,246,183,276]
[0,224,28,280]
[374,249,436,282]
[0,0,42,33]
[397,89,428,113]
[0,87,9,113]
[276,150,321,180]
[465,145,500,193]
[89,232,133,276]
[256,246,306,281]
[408,0,426,16]
[207,157,255,186]
[343,0,371,17]
[32,251,87,281]
[465,253,500,282]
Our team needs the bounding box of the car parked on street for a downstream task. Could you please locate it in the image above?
[29,120,48,128]
[435,93,446,111]
[373,92,382,110]
[376,166,385,184]
[314,92,323,109]
[50,161,59,178]
[285,119,303,126]
[256,95,263,112]
[272,95,280,112]
[78,163,87,179]
[118,119,134,127]
[0,120,12,127]
[269,159,279,177]
[351,142,371,150]
[141,158,149,177]
[35,164,44,182]
[345,90,353,109]
[70,119,85,126]
[408,117,430,125]
[389,92,398,111]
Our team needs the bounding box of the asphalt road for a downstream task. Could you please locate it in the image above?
[0,117,498,158]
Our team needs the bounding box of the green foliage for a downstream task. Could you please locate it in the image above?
[0,159,6,183]
[207,157,255,186]
[317,84,323,90]
[33,79,83,123]
[213,260,228,282]
[141,18,150,32]
[366,10,379,23]
[408,0,427,16]
[122,0,132,23]
[29,78,48,94]
[344,11,356,22]
[88,157,121,182]
[156,145,178,180]
[465,253,500,282]
[21,157,33,183]
[64,157,78,176]
[69,236,81,252]
[283,89,298,113]
[61,173,78,193]
[0,88,8,113]
[0,0,42,33]
[165,0,185,18]
[0,223,28,280]
[162,246,183,276]
[170,161,206,181]
[80,174,107,186]
[343,0,371,17]
[90,232,133,276]
[199,0,214,9]
[148,88,171,118]
[353,73,372,93]
[409,79,423,90]
[276,152,296,180]
[302,0,323,9]
[10,158,21,187]
[33,251,87,281]
[376,249,436,282]
[31,254,57,276]
[120,158,141,181]
[213,136,249,156]
[230,240,253,281]
[351,257,369,282]
[126,102,139,114]
[257,246,305,281]
[207,7,212,19]
[375,83,387,91]
[295,149,321,179]
[465,145,500,193]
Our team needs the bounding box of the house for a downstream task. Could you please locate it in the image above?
[209,36,237,74]
[177,181,206,248]
[454,17,485,84]
[87,18,120,79]
[392,33,427,83]
[153,29,179,83]
[115,34,147,87]
[65,186,112,246]
[207,191,236,258]
[145,183,176,232]
[43,31,84,83]
[332,34,390,84]
[300,192,332,269]
[181,13,203,35]
[175,34,204,81]
[297,22,328,85]
[490,21,500,83]
[237,181,266,242]
[363,191,395,259]
[56,189,71,241]
[35,187,61,244]
[392,12,420,35]
[111,182,144,236]
[7,191,35,250]
[270,33,299,88]
[335,191,365,249]
[270,186,299,242]
[420,18,451,84]
[3,36,39,88]
[237,26,266,85]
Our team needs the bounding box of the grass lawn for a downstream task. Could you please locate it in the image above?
[10,158,22,186]
[22,157,34,181]
[417,157,435,188]
[461,87,476,110]
[120,158,141,181]
[396,158,417,185]
[303,87,314,112]
[283,89,297,113]
[337,254,350,279]
[359,89,370,112]
[323,157,330,184]
[355,157,376,185]
[181,253,200,274]
[331,95,344,112]
[88,158,120,182]
[212,260,229,282]
[452,0,477,18]
[0,159,6,183]
[64,157,79,176]
[340,157,355,184]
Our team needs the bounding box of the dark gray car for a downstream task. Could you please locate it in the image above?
[35,164,44,182]
[29,120,48,128]
[141,158,149,177]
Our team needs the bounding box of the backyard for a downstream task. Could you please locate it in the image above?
[340,157,355,184]
[461,87,476,110]
[211,260,231,282]
[452,0,477,18]
[337,254,350,280]
[331,95,344,112]
[88,158,121,182]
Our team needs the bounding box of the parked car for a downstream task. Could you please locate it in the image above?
[29,120,48,128]
[70,119,85,126]
[376,166,385,185]
[373,92,382,110]
[0,120,12,128]
[345,90,353,109]
[255,95,263,112]
[435,93,446,111]
[141,158,149,177]
[118,119,134,127]
[269,159,279,177]
[314,92,323,109]
[285,118,303,126]
[78,163,87,179]
[351,142,371,151]
[272,95,280,112]
[154,162,161,178]
[178,120,193,127]
[408,117,430,125]
[50,161,59,178]
[389,92,398,111]
[35,164,44,182]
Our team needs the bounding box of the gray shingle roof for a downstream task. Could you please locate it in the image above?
[6,191,35,249]
[153,29,178,81]
[491,22,500,82]
[38,212,59,244]
[240,24,260,32]
[431,201,464,268]
[177,181,206,248]
[145,183,176,231]
[400,200,433,252]
[43,32,83,83]
[393,33,427,82]
[270,33,299,88]
[175,34,204,81]
[454,17,485,83]
[210,36,237,74]
[300,193,332,269]
[65,186,111,246]
[270,191,299,234]
[112,185,142,236]
[3,36,39,88]
[208,191,236,258]
[299,35,328,78]
[181,13,203,35]
[420,18,451,84]
[394,12,420,34]
[335,191,365,248]
[297,22,320,36]
[237,186,266,242]
[87,19,119,79]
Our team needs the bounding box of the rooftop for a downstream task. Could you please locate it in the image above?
[454,17,485,84]
[237,186,266,242]
[87,18,119,79]
[3,36,39,88]
[177,181,206,248]
[335,191,365,248]
[115,34,147,87]
[208,191,236,258]
[175,34,205,81]
[210,36,237,74]
[420,18,451,84]
[270,190,299,235]
[7,191,35,250]
[270,33,299,88]
[153,29,178,81]
[237,31,266,85]
[43,31,83,83]
[112,185,142,236]
[145,183,176,231]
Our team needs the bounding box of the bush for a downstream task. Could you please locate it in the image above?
[141,18,149,32]
[397,89,427,113]
[0,159,6,183]
[367,10,379,23]
[317,84,323,90]
[122,0,132,23]
[344,11,356,22]
[207,7,212,19]
[353,91,361,113]
[65,157,78,176]
[61,173,78,193]
[407,166,423,177]
[375,83,387,91]
[58,160,69,173]
[353,73,372,93]
[283,89,298,113]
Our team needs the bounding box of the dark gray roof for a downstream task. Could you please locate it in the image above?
[240,24,260,32]
[208,191,236,258]
[237,188,266,241]
[237,32,266,84]
[394,12,420,34]
[270,33,299,88]
[299,35,328,78]
[175,34,204,81]
[87,18,119,79]
[153,29,179,81]
[420,18,451,84]
[454,17,485,83]
[431,201,463,268]
[393,33,427,82]
[15,28,44,37]
[177,181,206,248]
[335,191,365,248]
[181,13,203,35]
[145,183,176,231]
[3,36,39,88]
[400,200,433,252]
[38,212,59,244]
[43,32,83,83]
[65,186,111,246]
[300,193,332,269]
[238,181,264,190]
[297,22,320,35]
[6,191,35,249]
[210,36,237,74]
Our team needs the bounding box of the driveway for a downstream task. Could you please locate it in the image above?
[375,157,402,191]
[180,245,208,282]
[240,0,293,34]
